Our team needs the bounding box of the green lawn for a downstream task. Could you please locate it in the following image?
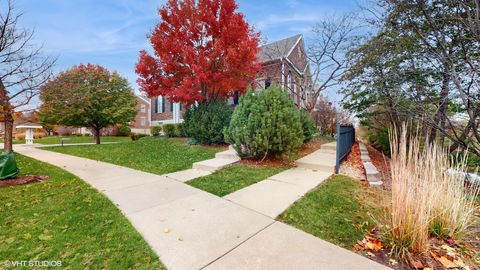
[187,164,289,197]
[37,135,130,144]
[0,154,165,269]
[12,136,131,145]
[278,175,387,249]
[43,137,225,175]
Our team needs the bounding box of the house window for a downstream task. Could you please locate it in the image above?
[265,79,271,89]
[170,101,174,112]
[141,117,146,127]
[141,104,146,113]
[154,98,159,113]
[156,96,165,113]
[287,72,292,91]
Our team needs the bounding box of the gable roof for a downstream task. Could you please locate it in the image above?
[258,34,302,62]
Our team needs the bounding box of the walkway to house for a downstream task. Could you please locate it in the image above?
[14,144,390,270]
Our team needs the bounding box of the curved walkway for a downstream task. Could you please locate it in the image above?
[14,144,390,270]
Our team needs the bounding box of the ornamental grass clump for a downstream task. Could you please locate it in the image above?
[389,125,479,258]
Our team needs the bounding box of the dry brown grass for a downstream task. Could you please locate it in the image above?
[389,126,479,258]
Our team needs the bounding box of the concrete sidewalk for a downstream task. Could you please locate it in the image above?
[14,144,390,270]
[224,142,336,218]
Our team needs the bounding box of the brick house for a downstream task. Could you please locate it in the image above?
[256,34,312,108]
[130,95,151,134]
[149,34,312,126]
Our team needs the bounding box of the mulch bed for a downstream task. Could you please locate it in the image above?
[238,137,329,168]
[346,142,366,175]
[0,175,49,188]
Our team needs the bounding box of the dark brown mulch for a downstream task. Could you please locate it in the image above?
[0,175,49,188]
[238,137,329,168]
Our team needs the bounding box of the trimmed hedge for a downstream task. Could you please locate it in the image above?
[116,125,131,136]
[163,123,186,138]
[224,87,304,160]
[163,124,176,137]
[150,126,161,136]
[184,101,233,145]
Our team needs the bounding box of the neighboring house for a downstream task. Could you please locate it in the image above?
[149,34,312,125]
[150,96,185,126]
[256,34,312,108]
[131,95,151,134]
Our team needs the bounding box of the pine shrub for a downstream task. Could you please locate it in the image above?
[299,109,317,143]
[224,87,304,160]
[184,101,233,144]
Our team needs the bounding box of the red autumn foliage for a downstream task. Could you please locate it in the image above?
[135,0,261,106]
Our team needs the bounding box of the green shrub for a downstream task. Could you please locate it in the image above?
[136,133,149,140]
[150,126,161,136]
[163,124,176,137]
[224,87,304,160]
[299,109,317,143]
[366,127,390,156]
[184,101,233,144]
[175,123,186,137]
[116,125,131,136]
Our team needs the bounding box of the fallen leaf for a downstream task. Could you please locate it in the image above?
[38,234,52,241]
[23,233,32,240]
[409,259,424,269]
[354,243,364,251]
[388,259,398,266]
[177,236,183,241]
[5,237,14,244]
[163,228,170,234]
[430,251,459,268]
[367,252,375,257]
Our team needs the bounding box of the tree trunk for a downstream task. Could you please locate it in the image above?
[3,112,14,153]
[429,68,450,145]
[0,80,14,153]
[92,125,101,145]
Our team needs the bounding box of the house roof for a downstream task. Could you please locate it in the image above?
[258,34,303,62]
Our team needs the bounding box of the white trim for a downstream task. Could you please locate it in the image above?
[281,61,285,88]
[137,95,150,104]
[284,57,304,76]
[286,35,303,58]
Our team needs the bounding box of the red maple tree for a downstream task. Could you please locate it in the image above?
[135,0,260,106]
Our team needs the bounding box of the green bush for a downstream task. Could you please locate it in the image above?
[136,133,149,140]
[175,123,186,137]
[365,126,390,156]
[116,125,131,136]
[299,109,317,143]
[163,124,176,137]
[184,101,233,144]
[150,126,161,136]
[224,87,304,160]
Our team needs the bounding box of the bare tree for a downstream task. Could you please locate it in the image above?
[312,95,351,135]
[304,14,359,111]
[0,0,55,152]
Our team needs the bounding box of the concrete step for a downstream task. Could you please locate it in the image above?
[320,142,337,151]
[215,149,239,159]
[192,157,240,172]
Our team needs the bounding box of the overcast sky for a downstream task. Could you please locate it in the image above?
[17,0,359,102]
